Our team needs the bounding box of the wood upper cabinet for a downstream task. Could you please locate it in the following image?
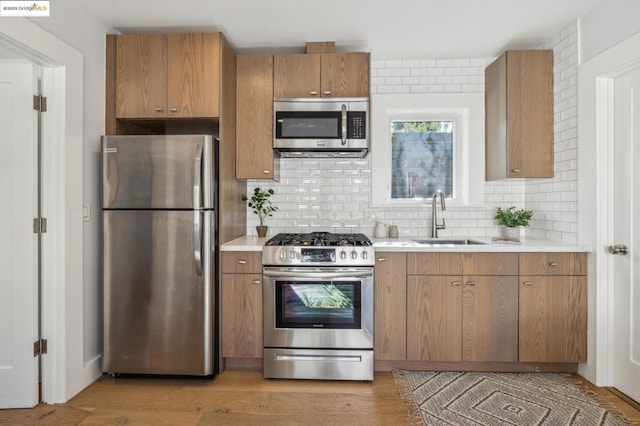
[485,50,553,180]
[273,52,370,98]
[518,252,587,363]
[236,54,279,180]
[116,33,220,118]
[374,252,406,361]
[274,54,320,98]
[321,53,370,97]
[221,251,262,358]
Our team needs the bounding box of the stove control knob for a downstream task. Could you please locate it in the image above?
[361,251,368,260]
[350,250,358,260]
[289,249,296,259]
[280,249,287,261]
[340,250,347,260]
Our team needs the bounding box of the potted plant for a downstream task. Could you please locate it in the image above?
[242,187,278,237]
[494,206,533,239]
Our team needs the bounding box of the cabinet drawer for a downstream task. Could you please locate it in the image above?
[406,253,441,275]
[519,253,586,275]
[461,253,518,276]
[221,251,262,273]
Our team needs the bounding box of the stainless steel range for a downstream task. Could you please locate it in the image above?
[262,232,374,381]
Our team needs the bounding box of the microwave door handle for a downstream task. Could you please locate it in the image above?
[341,104,347,146]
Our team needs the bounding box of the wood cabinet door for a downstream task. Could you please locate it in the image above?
[236,54,278,180]
[273,54,320,98]
[407,276,462,361]
[374,252,406,361]
[221,273,263,358]
[321,53,370,97]
[167,33,220,118]
[519,276,587,362]
[506,50,553,178]
[116,34,167,118]
[462,275,518,362]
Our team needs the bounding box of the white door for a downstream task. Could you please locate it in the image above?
[611,66,640,403]
[0,62,39,408]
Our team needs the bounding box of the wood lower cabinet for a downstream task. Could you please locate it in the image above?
[115,32,220,118]
[518,252,587,362]
[462,275,518,362]
[274,52,370,98]
[236,54,279,180]
[221,252,263,358]
[407,275,462,361]
[374,252,406,361]
[407,253,518,362]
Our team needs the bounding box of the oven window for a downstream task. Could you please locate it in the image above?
[276,111,341,139]
[275,280,361,329]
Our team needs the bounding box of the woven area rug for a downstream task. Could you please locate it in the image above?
[394,371,630,426]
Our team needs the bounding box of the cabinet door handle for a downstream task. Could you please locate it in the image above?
[263,170,271,174]
[238,260,247,265]
[377,257,386,262]
[511,169,521,173]
[252,280,261,285]
[466,282,477,286]
[153,107,163,112]
[309,91,318,96]
[168,107,177,112]
[548,262,559,267]
[451,281,462,287]
[323,91,332,95]
[523,281,534,286]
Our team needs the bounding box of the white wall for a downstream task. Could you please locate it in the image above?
[29,0,111,381]
[580,0,640,62]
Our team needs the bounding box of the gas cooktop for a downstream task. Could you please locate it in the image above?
[265,232,372,247]
[263,232,374,266]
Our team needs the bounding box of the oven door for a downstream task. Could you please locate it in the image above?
[262,267,374,350]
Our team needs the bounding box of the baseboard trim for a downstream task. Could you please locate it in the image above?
[374,360,578,373]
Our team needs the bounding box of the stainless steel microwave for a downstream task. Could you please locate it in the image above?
[274,98,369,158]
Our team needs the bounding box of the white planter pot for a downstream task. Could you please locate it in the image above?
[502,227,521,239]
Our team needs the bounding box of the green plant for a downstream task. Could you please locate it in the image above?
[241,187,278,226]
[494,206,533,227]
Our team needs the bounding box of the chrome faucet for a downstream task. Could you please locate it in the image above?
[431,190,446,238]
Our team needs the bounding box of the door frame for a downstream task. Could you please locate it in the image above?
[0,19,100,402]
[578,30,640,386]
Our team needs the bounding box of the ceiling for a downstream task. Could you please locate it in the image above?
[75,0,606,59]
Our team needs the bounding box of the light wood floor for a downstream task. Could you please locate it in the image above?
[0,370,638,425]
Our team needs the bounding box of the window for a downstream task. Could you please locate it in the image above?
[390,120,454,199]
[371,93,485,207]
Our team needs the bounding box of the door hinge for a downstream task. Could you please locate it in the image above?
[33,95,47,112]
[34,339,48,357]
[33,217,47,234]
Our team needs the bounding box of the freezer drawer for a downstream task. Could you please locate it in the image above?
[102,135,215,209]
[103,210,215,375]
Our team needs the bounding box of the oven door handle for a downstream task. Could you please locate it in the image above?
[262,270,373,279]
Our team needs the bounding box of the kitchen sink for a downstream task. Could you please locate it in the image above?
[412,239,486,245]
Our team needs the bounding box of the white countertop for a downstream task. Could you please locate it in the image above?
[221,235,592,253]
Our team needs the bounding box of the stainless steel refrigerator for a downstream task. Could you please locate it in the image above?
[102,134,217,376]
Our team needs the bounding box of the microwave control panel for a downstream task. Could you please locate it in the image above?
[347,111,367,139]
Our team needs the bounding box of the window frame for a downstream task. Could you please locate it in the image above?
[370,93,485,207]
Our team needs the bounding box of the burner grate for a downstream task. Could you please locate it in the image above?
[265,232,372,247]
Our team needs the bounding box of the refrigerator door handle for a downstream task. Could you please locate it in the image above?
[193,144,203,209]
[194,211,203,276]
